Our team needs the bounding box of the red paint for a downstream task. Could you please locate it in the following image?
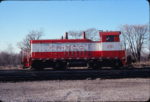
[100,31,120,42]
[30,39,93,44]
[31,51,125,59]
[100,31,121,36]
[22,31,126,68]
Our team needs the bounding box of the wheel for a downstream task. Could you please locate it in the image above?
[23,65,26,69]
[31,60,44,70]
[87,61,93,69]
[112,59,122,69]
[54,61,67,70]
[88,60,99,69]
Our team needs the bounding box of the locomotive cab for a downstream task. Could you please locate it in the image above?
[99,31,125,67]
[100,31,120,42]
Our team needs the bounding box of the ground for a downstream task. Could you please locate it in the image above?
[0,78,149,102]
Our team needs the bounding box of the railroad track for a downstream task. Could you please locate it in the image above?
[0,67,150,81]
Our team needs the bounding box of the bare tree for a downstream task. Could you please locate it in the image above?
[0,52,10,66]
[0,44,21,66]
[148,42,150,60]
[68,30,83,39]
[18,30,44,51]
[68,28,99,41]
[0,30,43,67]
[120,24,148,62]
[148,24,150,60]
[85,28,99,41]
[120,31,127,51]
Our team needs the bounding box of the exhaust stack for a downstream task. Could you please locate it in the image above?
[61,36,63,39]
[83,32,86,39]
[65,32,68,39]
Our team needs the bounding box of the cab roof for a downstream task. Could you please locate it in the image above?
[100,31,121,36]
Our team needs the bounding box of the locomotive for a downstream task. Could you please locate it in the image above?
[22,31,125,70]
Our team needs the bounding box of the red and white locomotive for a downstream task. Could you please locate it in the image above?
[22,31,125,70]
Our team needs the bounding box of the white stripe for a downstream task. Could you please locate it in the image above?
[102,42,122,51]
[31,43,101,52]
[31,42,122,52]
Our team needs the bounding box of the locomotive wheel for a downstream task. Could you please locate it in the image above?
[88,60,100,69]
[112,59,122,69]
[92,64,99,69]
[31,65,44,70]
[31,60,44,70]
[31,67,44,71]
[93,62,101,69]
[54,61,67,70]
[87,61,93,69]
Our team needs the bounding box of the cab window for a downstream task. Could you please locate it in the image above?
[106,35,114,42]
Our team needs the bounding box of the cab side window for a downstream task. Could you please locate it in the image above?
[106,35,114,42]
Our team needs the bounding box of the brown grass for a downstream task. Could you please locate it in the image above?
[0,65,23,70]
[132,61,150,68]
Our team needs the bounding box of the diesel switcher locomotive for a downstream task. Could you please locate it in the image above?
[22,31,125,70]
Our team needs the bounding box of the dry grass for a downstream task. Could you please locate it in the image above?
[0,65,22,70]
[132,61,150,68]
[0,78,149,102]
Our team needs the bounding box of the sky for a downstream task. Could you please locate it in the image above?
[0,0,149,53]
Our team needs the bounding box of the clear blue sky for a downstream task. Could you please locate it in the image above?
[0,0,149,53]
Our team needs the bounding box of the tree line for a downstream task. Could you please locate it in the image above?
[0,51,21,66]
[0,31,44,66]
[0,24,149,66]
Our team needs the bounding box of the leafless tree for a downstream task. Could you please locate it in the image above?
[85,28,99,41]
[0,44,21,66]
[68,28,99,41]
[18,30,44,51]
[120,31,127,51]
[68,30,83,39]
[148,24,150,60]
[120,24,148,62]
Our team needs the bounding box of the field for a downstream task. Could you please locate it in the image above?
[0,78,149,102]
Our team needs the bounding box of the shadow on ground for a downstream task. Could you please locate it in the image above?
[0,67,150,82]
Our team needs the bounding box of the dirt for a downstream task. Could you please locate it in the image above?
[0,78,149,102]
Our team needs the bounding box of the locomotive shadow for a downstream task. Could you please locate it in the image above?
[0,67,150,82]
